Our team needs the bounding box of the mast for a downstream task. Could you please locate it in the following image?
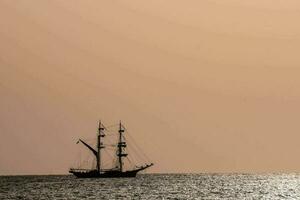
[97,120,105,173]
[117,121,127,172]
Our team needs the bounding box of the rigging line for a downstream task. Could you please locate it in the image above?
[125,130,152,162]
[125,156,135,169]
[126,140,148,163]
[103,134,116,145]
[123,128,142,145]
[129,146,148,164]
[104,133,118,136]
[120,134,145,162]
[105,123,119,128]
[104,135,117,138]
[103,148,114,160]
[127,151,140,166]
[132,141,151,162]
[105,131,115,134]
[104,128,118,132]
[125,138,148,163]
[101,123,107,130]
[105,130,118,134]
[105,147,116,150]
[80,137,96,142]
[104,144,117,147]
[104,131,118,136]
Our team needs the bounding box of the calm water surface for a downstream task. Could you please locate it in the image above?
[1,174,300,199]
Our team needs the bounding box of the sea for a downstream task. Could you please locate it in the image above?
[1,174,300,199]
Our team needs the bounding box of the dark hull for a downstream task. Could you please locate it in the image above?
[69,169,139,178]
[69,164,153,178]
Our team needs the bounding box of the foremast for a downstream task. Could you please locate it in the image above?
[97,121,105,173]
[117,121,128,172]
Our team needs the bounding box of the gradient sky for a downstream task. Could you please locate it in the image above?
[1,0,300,175]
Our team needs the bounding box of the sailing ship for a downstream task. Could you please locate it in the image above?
[69,121,153,178]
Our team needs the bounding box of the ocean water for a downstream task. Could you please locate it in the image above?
[1,174,300,199]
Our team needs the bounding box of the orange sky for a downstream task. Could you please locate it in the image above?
[1,0,300,175]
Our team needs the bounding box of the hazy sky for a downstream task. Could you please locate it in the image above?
[1,0,300,175]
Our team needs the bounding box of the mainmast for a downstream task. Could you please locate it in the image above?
[117,121,127,172]
[97,120,105,172]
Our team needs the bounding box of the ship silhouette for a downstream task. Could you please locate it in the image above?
[69,121,153,178]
